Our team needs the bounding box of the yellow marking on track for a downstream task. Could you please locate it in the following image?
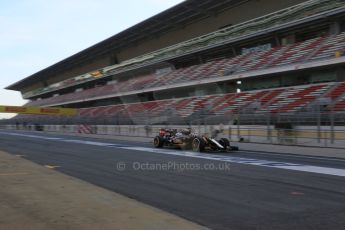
[44,165,61,169]
[0,173,29,176]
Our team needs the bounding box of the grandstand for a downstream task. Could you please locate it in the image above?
[4,0,345,126]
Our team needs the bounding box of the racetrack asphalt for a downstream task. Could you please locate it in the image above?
[1,130,345,230]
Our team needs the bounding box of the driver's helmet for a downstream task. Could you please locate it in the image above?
[181,128,192,135]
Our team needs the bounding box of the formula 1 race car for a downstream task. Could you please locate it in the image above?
[153,128,239,152]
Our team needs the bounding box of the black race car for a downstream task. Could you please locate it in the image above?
[153,128,239,152]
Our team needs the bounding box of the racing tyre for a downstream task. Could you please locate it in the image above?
[192,137,205,152]
[153,136,164,148]
[230,146,239,151]
[218,138,230,149]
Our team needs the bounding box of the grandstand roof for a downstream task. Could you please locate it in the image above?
[7,0,247,91]
[16,0,345,99]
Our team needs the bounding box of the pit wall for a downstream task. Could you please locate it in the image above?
[1,124,345,149]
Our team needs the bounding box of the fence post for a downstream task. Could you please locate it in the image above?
[330,109,335,144]
[317,103,321,144]
[266,112,271,142]
[228,120,232,141]
[237,114,240,141]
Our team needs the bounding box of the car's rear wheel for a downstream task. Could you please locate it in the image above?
[192,137,205,152]
[153,136,164,148]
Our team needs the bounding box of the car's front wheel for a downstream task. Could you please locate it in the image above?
[230,146,239,151]
[219,138,230,149]
[192,137,205,152]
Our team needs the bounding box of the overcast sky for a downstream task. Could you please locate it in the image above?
[0,0,184,118]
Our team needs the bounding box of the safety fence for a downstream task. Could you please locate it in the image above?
[1,111,345,148]
[1,123,345,148]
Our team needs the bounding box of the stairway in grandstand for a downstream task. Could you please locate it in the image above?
[26,31,345,108]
